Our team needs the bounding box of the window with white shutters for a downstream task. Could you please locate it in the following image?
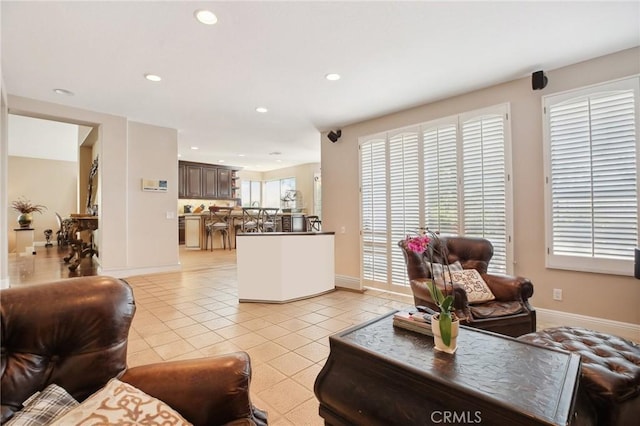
[424,120,458,235]
[461,109,509,273]
[543,77,639,276]
[389,129,421,286]
[361,136,388,285]
[360,104,512,292]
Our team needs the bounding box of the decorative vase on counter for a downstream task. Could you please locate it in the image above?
[17,213,33,228]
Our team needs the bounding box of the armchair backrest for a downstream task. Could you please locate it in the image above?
[444,236,493,274]
[399,235,494,280]
[1,276,136,421]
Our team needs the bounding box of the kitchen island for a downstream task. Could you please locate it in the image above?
[236,232,335,303]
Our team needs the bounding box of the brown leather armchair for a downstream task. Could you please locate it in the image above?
[399,236,536,338]
[0,276,267,425]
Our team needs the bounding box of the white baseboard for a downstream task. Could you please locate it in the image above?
[537,307,640,342]
[335,274,361,291]
[98,263,181,279]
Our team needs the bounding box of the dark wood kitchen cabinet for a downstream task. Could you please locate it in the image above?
[178,216,185,244]
[202,167,218,198]
[185,165,203,198]
[178,160,241,201]
[217,169,231,198]
[178,163,187,198]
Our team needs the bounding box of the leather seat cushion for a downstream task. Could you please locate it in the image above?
[470,300,525,319]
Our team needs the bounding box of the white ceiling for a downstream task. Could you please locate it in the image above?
[2,1,639,171]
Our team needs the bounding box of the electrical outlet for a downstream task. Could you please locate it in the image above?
[552,288,563,301]
[340,226,346,234]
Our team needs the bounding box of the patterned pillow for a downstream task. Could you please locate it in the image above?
[449,269,495,304]
[50,378,192,426]
[6,384,78,426]
[428,261,463,280]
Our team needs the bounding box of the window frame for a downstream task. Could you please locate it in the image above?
[264,177,296,208]
[542,75,640,276]
[241,180,262,207]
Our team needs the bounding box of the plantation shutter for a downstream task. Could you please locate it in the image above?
[389,129,421,286]
[423,122,459,235]
[361,137,388,284]
[545,79,638,274]
[360,103,512,291]
[461,112,508,273]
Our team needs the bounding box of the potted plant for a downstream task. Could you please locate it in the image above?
[404,229,459,354]
[11,197,47,228]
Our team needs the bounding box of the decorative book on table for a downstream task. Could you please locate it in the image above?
[392,311,433,336]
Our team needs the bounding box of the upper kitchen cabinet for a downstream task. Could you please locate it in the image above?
[216,168,230,198]
[178,162,187,198]
[202,167,218,198]
[178,160,241,201]
[185,164,203,198]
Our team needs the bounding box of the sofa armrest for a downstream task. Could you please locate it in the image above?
[120,352,266,426]
[482,274,534,302]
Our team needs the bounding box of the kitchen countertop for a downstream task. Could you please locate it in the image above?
[237,232,333,236]
[178,211,308,217]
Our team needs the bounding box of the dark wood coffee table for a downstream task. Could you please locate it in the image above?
[314,311,590,426]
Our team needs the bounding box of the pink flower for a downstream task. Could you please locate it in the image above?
[405,234,430,253]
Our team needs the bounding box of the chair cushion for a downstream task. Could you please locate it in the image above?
[448,269,495,304]
[470,300,525,319]
[5,384,78,426]
[50,379,192,426]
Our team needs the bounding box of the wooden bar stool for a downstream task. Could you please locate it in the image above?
[205,207,233,250]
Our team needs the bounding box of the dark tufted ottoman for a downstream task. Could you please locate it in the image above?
[519,326,640,426]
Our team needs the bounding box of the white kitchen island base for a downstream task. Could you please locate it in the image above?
[236,232,335,303]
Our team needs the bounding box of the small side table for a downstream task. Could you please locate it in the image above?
[14,228,35,254]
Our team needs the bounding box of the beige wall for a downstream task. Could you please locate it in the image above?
[7,156,77,252]
[5,95,180,276]
[322,47,640,324]
[127,121,178,269]
[0,73,8,285]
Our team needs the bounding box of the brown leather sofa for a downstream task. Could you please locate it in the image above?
[0,276,267,425]
[399,236,536,337]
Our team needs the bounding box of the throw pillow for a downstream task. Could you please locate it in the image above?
[449,269,495,304]
[428,260,463,280]
[50,378,192,426]
[6,384,78,426]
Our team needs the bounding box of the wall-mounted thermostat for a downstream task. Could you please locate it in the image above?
[142,179,168,192]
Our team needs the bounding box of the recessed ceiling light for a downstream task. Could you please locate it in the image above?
[219,160,225,163]
[238,154,246,157]
[195,9,218,25]
[190,146,199,150]
[255,107,268,113]
[144,74,162,82]
[178,154,182,158]
[53,88,74,96]
[325,73,341,81]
